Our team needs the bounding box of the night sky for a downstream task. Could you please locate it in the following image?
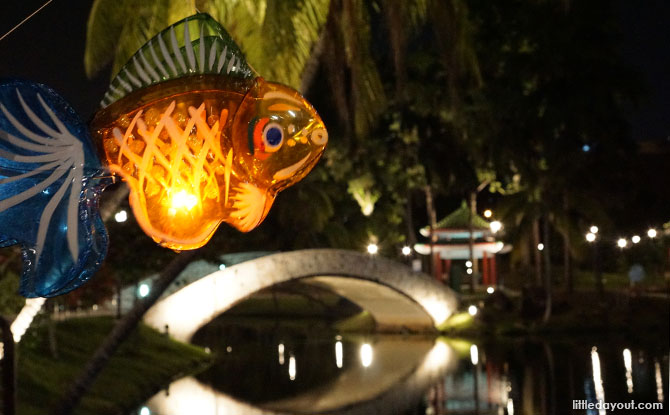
[617,0,670,143]
[1,1,667,142]
[0,0,106,120]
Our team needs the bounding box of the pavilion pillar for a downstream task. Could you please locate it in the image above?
[433,252,443,281]
[443,259,452,284]
[482,251,489,286]
[491,255,497,287]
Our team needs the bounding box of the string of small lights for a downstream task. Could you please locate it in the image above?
[368,208,667,256]
[584,224,666,249]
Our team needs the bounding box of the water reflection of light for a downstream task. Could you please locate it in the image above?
[470,344,479,366]
[335,341,344,369]
[506,398,514,415]
[289,355,297,381]
[360,343,373,368]
[591,347,606,415]
[278,343,285,365]
[623,348,633,393]
[655,360,664,403]
[145,377,266,414]
[424,340,450,369]
[499,376,512,415]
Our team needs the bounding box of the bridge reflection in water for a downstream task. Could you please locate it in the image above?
[139,336,670,415]
[143,337,457,415]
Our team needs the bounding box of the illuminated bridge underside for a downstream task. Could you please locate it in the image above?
[303,277,436,331]
[144,249,459,342]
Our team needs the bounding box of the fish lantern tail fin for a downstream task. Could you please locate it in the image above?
[0,79,110,297]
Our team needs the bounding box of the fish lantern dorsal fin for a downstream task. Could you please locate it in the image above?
[100,13,256,108]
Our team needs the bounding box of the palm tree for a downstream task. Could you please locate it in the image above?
[85,0,330,91]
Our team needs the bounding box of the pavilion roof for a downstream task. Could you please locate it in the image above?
[421,201,491,236]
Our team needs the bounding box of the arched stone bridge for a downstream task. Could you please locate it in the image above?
[143,249,459,342]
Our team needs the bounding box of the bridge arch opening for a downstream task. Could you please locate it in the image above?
[144,249,458,342]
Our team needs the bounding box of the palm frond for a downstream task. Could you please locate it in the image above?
[84,0,132,78]
[204,0,330,89]
[429,0,482,106]
[85,0,197,79]
[341,0,386,137]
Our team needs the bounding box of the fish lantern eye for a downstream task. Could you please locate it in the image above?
[262,122,284,152]
[310,128,328,145]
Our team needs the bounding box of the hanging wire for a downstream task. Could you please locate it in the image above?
[0,0,54,43]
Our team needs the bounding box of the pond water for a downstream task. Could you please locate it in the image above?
[135,320,668,415]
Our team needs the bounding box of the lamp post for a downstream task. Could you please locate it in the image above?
[400,245,412,266]
[490,221,502,234]
[586,230,603,294]
[1,316,15,415]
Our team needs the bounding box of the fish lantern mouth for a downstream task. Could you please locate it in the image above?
[232,77,328,191]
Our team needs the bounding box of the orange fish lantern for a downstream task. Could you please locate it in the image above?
[0,13,326,297]
[91,13,327,250]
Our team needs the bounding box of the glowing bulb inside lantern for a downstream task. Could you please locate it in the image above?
[169,190,199,214]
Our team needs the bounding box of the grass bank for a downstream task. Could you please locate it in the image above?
[13,316,211,415]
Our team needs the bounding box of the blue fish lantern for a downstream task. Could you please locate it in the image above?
[0,80,110,297]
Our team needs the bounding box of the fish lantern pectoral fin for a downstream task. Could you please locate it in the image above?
[226,77,328,233]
